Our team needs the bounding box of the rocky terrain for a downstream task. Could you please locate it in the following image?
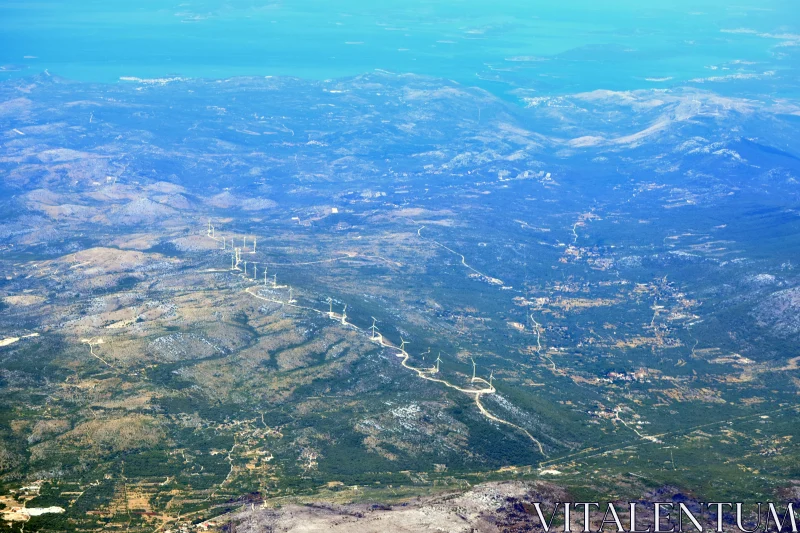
[227,482,568,533]
[1,74,799,532]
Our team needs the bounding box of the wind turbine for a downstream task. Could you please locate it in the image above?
[288,286,294,303]
[435,352,442,373]
[471,357,477,382]
[341,304,347,325]
[252,237,257,254]
[252,263,258,280]
[370,317,378,340]
[273,273,277,288]
[243,260,248,276]
[327,298,333,318]
[400,338,408,352]
[263,269,268,286]
[243,235,247,249]
[231,253,235,269]
[489,369,494,387]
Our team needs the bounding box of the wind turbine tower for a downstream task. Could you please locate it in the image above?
[327,298,333,318]
[272,273,277,288]
[370,317,378,340]
[435,352,442,373]
[252,238,257,254]
[471,357,477,383]
[400,338,408,353]
[252,263,258,280]
[288,287,294,303]
[263,269,268,286]
[489,369,494,387]
[341,304,347,325]
[243,261,248,276]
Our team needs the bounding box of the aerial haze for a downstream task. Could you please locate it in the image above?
[0,2,799,533]
[1,0,799,97]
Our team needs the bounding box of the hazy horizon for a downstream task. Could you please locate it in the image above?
[1,0,799,99]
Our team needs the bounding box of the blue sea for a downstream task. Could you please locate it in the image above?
[1,0,799,99]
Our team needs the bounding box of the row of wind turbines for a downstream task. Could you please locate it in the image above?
[209,219,296,300]
[368,313,492,385]
[206,219,502,407]
[204,217,547,454]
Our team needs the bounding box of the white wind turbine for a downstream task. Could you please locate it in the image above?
[370,317,379,340]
